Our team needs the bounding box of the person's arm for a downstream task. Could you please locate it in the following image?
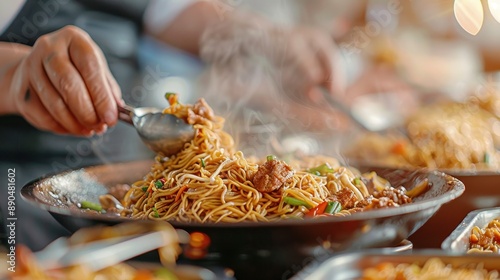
[145,0,344,100]
[144,1,220,55]
[0,26,123,136]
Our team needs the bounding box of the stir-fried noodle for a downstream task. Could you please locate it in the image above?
[118,94,424,223]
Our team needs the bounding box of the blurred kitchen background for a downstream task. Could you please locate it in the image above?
[121,0,497,160]
[3,0,500,174]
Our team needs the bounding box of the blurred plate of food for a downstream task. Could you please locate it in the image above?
[442,207,500,254]
[343,87,500,248]
[292,249,500,280]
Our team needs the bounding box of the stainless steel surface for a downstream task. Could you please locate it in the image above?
[33,232,217,280]
[441,207,500,253]
[36,231,170,271]
[293,250,500,280]
[118,104,194,156]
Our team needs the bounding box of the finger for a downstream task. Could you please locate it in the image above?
[291,36,323,87]
[95,44,124,106]
[68,31,118,127]
[281,41,323,102]
[42,51,101,128]
[21,87,69,135]
[309,30,346,95]
[311,31,346,96]
[106,71,124,106]
[31,56,92,135]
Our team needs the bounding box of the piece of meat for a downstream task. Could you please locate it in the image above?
[252,159,295,193]
[186,109,207,125]
[332,188,358,209]
[364,197,399,209]
[192,98,214,120]
[373,186,412,205]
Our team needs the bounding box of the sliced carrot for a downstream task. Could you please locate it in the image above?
[132,270,154,280]
[391,141,406,155]
[175,185,189,202]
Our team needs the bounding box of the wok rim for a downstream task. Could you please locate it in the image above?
[20,160,465,228]
[345,158,500,177]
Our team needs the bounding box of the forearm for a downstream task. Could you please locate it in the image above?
[145,1,223,55]
[0,42,31,115]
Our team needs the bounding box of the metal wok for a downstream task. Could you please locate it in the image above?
[21,160,464,279]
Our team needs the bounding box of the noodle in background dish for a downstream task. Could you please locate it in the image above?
[114,94,424,223]
[362,258,500,280]
[347,100,500,171]
[469,218,500,254]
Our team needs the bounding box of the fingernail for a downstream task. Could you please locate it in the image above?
[104,111,116,124]
[96,124,108,135]
[83,129,95,137]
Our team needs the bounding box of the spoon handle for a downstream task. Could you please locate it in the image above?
[118,105,134,125]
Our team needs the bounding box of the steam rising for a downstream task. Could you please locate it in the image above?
[197,10,352,160]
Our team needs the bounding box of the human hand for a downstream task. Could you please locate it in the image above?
[199,13,345,105]
[271,26,345,104]
[11,26,122,136]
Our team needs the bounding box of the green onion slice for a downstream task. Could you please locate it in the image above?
[283,196,312,209]
[267,155,277,161]
[80,200,103,212]
[307,163,334,176]
[325,201,342,214]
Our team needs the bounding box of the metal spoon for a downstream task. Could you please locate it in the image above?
[118,104,194,156]
[319,87,406,135]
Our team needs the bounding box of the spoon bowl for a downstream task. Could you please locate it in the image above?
[118,105,194,156]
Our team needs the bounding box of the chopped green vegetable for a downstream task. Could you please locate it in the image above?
[353,177,361,186]
[267,155,277,161]
[283,196,312,209]
[152,207,160,218]
[165,92,176,100]
[155,180,163,188]
[142,186,148,192]
[484,152,490,164]
[307,163,334,176]
[165,92,179,106]
[200,158,206,168]
[325,201,342,214]
[155,267,178,280]
[80,201,102,212]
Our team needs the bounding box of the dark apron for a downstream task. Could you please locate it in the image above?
[0,0,151,250]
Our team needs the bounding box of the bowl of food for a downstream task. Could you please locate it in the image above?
[21,95,465,279]
[293,250,500,280]
[441,207,500,254]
